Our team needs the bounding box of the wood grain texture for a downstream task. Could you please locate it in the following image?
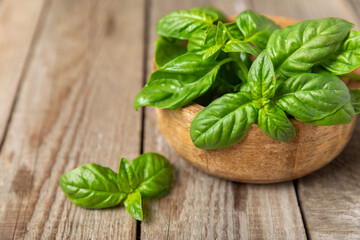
[0,0,46,143]
[0,0,144,239]
[253,0,360,238]
[141,0,306,239]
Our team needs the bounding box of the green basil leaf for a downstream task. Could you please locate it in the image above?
[155,38,186,68]
[187,25,216,54]
[117,158,139,193]
[322,30,360,75]
[191,7,227,22]
[229,52,251,82]
[59,164,127,209]
[248,51,276,99]
[223,39,261,56]
[350,89,360,114]
[156,9,217,40]
[236,10,280,50]
[190,92,258,149]
[133,54,230,110]
[130,152,173,198]
[274,73,351,122]
[258,103,295,141]
[302,102,355,125]
[225,22,244,40]
[266,18,353,78]
[124,189,143,221]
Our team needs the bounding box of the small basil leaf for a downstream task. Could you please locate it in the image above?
[133,54,230,110]
[223,39,261,56]
[258,103,296,141]
[59,164,127,209]
[117,158,139,193]
[124,189,143,221]
[322,30,360,75]
[155,38,186,68]
[303,102,355,125]
[190,92,258,149]
[239,83,251,93]
[229,52,251,82]
[248,51,276,99]
[131,152,173,198]
[350,89,360,114]
[236,10,280,50]
[191,7,227,22]
[266,18,353,78]
[225,22,244,40]
[187,25,216,54]
[274,73,351,122]
[156,9,216,40]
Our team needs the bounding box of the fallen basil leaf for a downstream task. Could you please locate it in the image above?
[59,164,127,209]
[117,158,139,193]
[124,189,143,221]
[258,103,296,141]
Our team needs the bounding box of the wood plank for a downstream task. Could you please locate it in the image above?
[141,0,306,239]
[253,0,360,239]
[0,0,145,239]
[0,0,46,143]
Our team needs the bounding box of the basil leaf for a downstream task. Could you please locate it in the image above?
[124,189,143,221]
[59,164,127,209]
[274,73,351,122]
[117,158,139,193]
[266,18,353,78]
[258,103,296,141]
[236,10,280,50]
[190,92,258,149]
[302,102,355,125]
[322,30,360,75]
[225,23,244,40]
[203,22,228,59]
[156,9,217,40]
[133,54,230,110]
[191,6,227,22]
[350,89,360,114]
[223,39,261,56]
[229,52,251,82]
[248,51,276,99]
[155,38,186,68]
[131,152,173,198]
[187,25,216,54]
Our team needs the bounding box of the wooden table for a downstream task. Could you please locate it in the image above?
[0,0,359,239]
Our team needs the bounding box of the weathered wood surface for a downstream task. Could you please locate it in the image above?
[0,0,145,239]
[0,0,359,239]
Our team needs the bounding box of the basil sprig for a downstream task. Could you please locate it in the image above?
[59,153,173,221]
[134,7,360,150]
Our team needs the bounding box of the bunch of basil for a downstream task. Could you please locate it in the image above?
[134,8,360,150]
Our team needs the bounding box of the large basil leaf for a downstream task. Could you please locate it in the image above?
[236,10,280,50]
[191,7,227,22]
[59,164,127,209]
[156,9,217,40]
[133,54,230,110]
[274,73,351,122]
[258,103,296,141]
[267,18,353,78]
[131,152,173,198]
[117,158,139,193]
[155,38,186,68]
[124,189,143,221]
[350,89,360,114]
[322,30,360,75]
[248,51,276,100]
[303,102,355,125]
[190,92,258,149]
[223,39,261,56]
[225,22,244,40]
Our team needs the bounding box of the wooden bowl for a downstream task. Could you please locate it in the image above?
[155,16,358,183]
